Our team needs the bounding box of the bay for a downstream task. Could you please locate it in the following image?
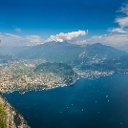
[4,74,128,128]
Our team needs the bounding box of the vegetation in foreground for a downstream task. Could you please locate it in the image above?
[0,103,7,128]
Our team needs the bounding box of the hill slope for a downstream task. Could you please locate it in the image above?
[0,94,30,128]
[14,42,127,63]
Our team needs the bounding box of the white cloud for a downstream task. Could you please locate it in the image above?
[108,28,127,33]
[118,3,128,15]
[0,30,88,47]
[115,17,128,28]
[114,3,128,29]
[87,33,128,51]
[26,35,44,44]
[0,33,44,47]
[0,33,23,46]
[5,33,21,38]
[87,2,128,51]
[46,30,87,42]
[111,3,128,34]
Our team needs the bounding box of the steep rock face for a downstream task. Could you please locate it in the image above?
[0,94,30,128]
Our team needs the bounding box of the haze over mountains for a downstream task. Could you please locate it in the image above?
[0,41,127,62]
[1,41,128,76]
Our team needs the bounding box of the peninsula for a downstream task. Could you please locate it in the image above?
[0,60,78,93]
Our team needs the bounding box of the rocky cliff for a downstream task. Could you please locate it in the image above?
[0,94,30,128]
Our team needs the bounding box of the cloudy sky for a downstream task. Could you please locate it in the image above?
[0,0,128,51]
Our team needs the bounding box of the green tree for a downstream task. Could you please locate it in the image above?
[0,103,7,128]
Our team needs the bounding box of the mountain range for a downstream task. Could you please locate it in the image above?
[4,41,126,63]
[1,41,128,75]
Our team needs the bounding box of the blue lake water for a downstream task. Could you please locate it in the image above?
[4,74,128,128]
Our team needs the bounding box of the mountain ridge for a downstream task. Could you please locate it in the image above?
[12,42,127,63]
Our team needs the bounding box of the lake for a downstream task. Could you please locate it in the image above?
[4,74,128,128]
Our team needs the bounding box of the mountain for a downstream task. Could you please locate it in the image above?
[83,43,126,58]
[15,41,83,62]
[14,42,127,64]
[78,54,128,74]
[73,43,127,66]
[0,94,30,128]
[34,62,78,85]
[0,54,14,63]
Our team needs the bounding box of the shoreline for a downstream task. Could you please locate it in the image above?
[2,72,127,95]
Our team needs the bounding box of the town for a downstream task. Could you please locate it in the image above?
[0,59,67,93]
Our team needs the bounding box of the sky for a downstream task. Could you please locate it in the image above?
[0,0,128,51]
